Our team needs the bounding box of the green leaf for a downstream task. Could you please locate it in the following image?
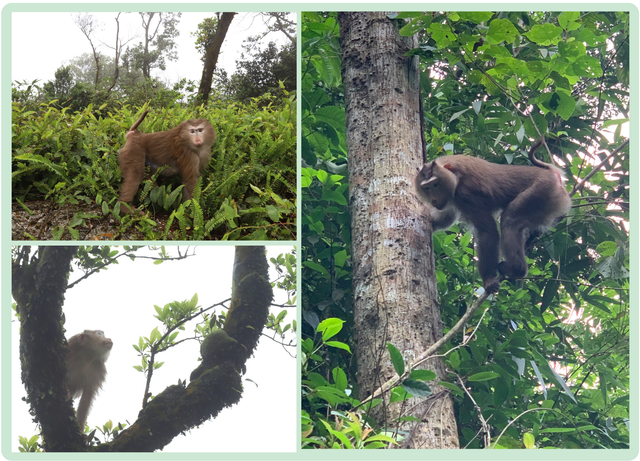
[449,350,461,369]
[457,12,493,24]
[390,387,411,403]
[438,381,464,397]
[325,341,352,353]
[321,188,347,206]
[486,18,518,44]
[525,23,563,45]
[398,15,432,37]
[467,371,500,382]
[332,367,348,391]
[523,432,535,449]
[334,249,348,267]
[409,369,436,381]
[555,90,576,120]
[571,55,603,78]
[387,343,405,375]
[149,327,161,344]
[401,379,432,397]
[558,12,581,31]
[265,205,280,222]
[303,260,330,277]
[317,318,344,341]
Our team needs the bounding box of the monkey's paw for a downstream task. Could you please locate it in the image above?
[483,279,501,294]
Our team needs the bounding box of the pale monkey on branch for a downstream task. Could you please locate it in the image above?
[415,140,571,293]
[66,330,113,430]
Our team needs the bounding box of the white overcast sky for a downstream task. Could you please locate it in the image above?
[11,245,297,453]
[11,11,291,87]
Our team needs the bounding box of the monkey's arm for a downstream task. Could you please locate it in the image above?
[75,388,96,430]
[430,207,460,231]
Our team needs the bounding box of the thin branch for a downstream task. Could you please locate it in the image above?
[141,300,230,408]
[68,249,195,289]
[570,138,629,196]
[457,374,491,447]
[356,289,491,408]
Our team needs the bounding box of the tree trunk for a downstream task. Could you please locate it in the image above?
[338,12,459,449]
[197,12,236,105]
[13,246,86,451]
[109,246,272,451]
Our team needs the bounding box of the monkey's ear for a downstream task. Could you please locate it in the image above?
[443,162,455,172]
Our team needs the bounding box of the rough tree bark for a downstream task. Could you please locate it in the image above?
[197,12,236,104]
[12,246,86,451]
[338,12,459,449]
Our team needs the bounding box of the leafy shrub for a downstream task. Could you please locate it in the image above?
[11,90,296,240]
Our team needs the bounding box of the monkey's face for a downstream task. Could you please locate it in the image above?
[419,178,451,210]
[189,125,207,147]
[84,331,113,361]
[416,163,454,210]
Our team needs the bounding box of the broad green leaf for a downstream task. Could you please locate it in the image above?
[317,318,345,341]
[457,12,493,24]
[409,369,436,381]
[523,432,535,449]
[486,18,518,44]
[468,371,500,382]
[401,379,432,397]
[387,343,405,375]
[525,24,563,45]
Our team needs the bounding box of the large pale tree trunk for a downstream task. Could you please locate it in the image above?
[338,12,459,449]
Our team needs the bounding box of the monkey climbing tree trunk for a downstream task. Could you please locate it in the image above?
[338,12,459,449]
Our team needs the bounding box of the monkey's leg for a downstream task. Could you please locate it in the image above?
[181,176,197,202]
[473,215,501,293]
[498,226,528,278]
[178,156,201,202]
[118,152,145,204]
[499,190,541,279]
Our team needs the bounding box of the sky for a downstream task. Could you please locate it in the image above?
[10,245,297,453]
[11,11,292,88]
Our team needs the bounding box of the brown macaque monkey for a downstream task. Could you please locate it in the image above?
[118,110,216,213]
[66,330,113,430]
[415,140,571,293]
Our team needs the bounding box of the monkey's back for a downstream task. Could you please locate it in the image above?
[443,155,569,218]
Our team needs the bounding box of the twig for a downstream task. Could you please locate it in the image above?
[356,289,491,408]
[570,139,629,196]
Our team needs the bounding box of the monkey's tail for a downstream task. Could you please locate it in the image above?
[528,138,548,169]
[129,110,150,132]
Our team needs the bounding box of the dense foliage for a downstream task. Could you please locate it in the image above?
[229,41,297,102]
[12,92,296,240]
[302,11,629,449]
